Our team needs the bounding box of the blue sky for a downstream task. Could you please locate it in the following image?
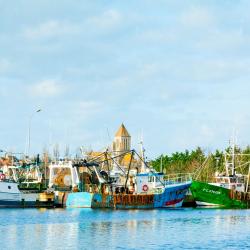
[1,0,250,158]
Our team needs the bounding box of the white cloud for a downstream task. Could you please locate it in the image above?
[23,10,122,40]
[23,20,79,39]
[76,101,101,116]
[200,125,214,140]
[135,29,176,44]
[86,9,122,30]
[0,59,11,73]
[196,29,245,50]
[0,86,6,97]
[28,80,64,97]
[137,63,162,79]
[189,58,250,82]
[180,7,214,28]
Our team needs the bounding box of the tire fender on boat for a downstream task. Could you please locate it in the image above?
[236,191,242,200]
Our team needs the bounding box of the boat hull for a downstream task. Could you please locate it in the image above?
[190,180,247,208]
[66,192,93,208]
[66,182,191,209]
[0,181,21,207]
[0,182,54,208]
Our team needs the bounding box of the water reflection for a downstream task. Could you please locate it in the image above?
[0,208,250,249]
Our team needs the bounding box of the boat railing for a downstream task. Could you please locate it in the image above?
[164,173,192,185]
[21,178,42,184]
[0,179,16,183]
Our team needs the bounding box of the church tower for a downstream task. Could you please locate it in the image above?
[113,124,131,153]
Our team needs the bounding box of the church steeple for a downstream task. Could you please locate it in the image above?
[115,123,130,137]
[113,124,131,153]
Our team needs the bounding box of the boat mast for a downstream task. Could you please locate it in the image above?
[139,136,146,173]
[231,132,238,176]
[160,155,163,173]
[245,163,250,193]
[226,136,236,176]
[232,139,235,176]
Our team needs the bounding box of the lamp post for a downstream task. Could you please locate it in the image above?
[28,109,41,157]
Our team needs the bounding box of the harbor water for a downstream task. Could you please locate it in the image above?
[1,208,250,250]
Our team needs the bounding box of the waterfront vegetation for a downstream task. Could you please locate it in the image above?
[2,145,250,184]
[151,146,250,181]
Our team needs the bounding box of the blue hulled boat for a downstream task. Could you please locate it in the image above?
[50,151,192,209]
[66,172,191,209]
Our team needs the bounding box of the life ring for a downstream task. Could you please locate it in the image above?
[0,173,6,181]
[142,184,148,192]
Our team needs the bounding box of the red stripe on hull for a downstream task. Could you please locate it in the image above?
[165,198,183,206]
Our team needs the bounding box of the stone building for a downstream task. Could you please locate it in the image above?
[112,123,131,154]
[87,123,142,171]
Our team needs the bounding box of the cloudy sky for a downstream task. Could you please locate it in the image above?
[1,0,250,158]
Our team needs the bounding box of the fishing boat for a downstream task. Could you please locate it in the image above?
[50,150,192,209]
[190,142,250,208]
[89,172,191,209]
[0,162,54,208]
[0,166,21,207]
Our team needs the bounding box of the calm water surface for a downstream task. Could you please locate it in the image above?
[1,208,250,250]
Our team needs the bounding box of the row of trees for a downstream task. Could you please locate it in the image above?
[150,146,250,181]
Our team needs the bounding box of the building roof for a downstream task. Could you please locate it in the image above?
[119,153,139,166]
[115,124,130,137]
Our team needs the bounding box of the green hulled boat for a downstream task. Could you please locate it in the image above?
[190,180,247,208]
[190,141,250,208]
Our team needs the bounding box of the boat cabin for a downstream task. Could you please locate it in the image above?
[136,172,164,193]
[212,175,245,192]
[0,165,19,182]
[48,161,79,191]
